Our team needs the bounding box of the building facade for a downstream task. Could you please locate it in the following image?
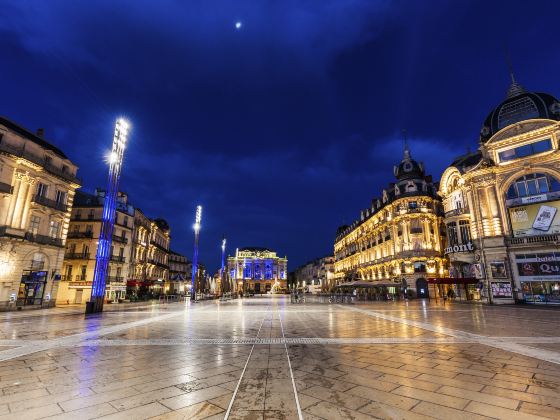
[127,214,171,297]
[292,255,334,293]
[227,247,288,294]
[0,118,80,309]
[58,190,134,303]
[168,250,189,295]
[334,146,446,297]
[440,79,560,304]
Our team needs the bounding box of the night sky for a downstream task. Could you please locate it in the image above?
[2,1,560,271]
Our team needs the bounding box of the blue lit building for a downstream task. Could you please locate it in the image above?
[227,247,288,294]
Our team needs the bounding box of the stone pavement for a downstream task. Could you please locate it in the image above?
[0,297,559,419]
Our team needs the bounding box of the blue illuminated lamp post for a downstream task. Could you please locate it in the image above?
[190,205,202,301]
[220,236,226,293]
[86,118,129,314]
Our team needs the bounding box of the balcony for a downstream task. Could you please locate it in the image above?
[112,235,128,244]
[67,231,93,239]
[32,194,67,212]
[445,206,470,218]
[505,234,559,246]
[0,182,13,194]
[64,252,90,260]
[0,140,81,184]
[24,232,63,247]
[107,276,125,283]
[110,255,126,263]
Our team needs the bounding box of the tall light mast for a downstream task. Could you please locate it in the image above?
[87,118,129,314]
[190,205,202,301]
[221,236,227,293]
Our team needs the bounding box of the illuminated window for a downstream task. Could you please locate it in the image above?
[49,220,60,238]
[447,222,458,246]
[29,215,41,235]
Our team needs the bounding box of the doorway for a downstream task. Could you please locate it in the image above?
[416,278,429,298]
[74,289,83,304]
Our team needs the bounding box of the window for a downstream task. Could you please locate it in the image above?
[447,222,458,246]
[49,220,60,238]
[459,220,471,243]
[506,173,560,199]
[29,215,41,235]
[86,224,93,234]
[80,265,87,281]
[88,210,94,219]
[55,190,66,204]
[123,216,128,227]
[36,183,48,197]
[75,210,82,220]
[498,139,552,162]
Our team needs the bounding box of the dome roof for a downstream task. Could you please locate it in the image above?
[479,80,560,143]
[393,144,425,181]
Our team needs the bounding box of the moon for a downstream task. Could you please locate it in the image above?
[235,21,242,30]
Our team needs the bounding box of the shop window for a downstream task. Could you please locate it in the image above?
[506,173,560,199]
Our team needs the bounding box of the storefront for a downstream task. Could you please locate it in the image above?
[17,270,48,306]
[427,277,482,301]
[515,252,560,304]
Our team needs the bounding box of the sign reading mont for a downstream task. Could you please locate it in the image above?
[444,241,474,255]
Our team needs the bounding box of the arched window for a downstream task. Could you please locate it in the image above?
[506,173,560,199]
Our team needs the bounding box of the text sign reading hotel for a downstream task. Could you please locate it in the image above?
[444,241,474,255]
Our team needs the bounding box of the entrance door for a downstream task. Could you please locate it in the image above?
[255,283,261,293]
[416,278,429,298]
[74,289,83,304]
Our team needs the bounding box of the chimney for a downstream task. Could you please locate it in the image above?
[36,128,44,137]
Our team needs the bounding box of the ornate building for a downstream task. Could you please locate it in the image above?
[168,250,189,295]
[227,247,288,294]
[58,190,134,303]
[334,145,446,296]
[127,213,171,297]
[440,78,560,304]
[0,118,80,309]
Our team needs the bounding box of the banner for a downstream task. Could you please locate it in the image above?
[516,254,560,281]
[509,200,560,237]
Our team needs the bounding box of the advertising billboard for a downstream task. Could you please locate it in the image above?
[509,200,560,237]
[516,253,560,282]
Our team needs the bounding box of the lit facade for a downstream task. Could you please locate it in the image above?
[127,214,171,296]
[334,146,446,296]
[0,118,80,309]
[440,79,560,304]
[227,247,288,294]
[292,255,334,293]
[58,190,133,303]
[168,250,189,295]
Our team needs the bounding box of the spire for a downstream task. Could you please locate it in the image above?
[402,129,411,160]
[504,49,526,98]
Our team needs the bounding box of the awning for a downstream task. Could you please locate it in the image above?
[427,277,478,285]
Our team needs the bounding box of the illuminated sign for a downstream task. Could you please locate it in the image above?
[516,254,560,281]
[444,241,474,255]
[509,200,560,237]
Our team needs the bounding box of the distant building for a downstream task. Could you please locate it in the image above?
[439,79,560,304]
[59,190,134,303]
[292,256,334,293]
[0,117,80,309]
[334,144,446,297]
[227,247,288,294]
[168,250,189,295]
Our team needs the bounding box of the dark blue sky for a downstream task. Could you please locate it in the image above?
[2,0,560,271]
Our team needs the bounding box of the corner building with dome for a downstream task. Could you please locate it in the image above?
[334,145,447,298]
[439,78,560,304]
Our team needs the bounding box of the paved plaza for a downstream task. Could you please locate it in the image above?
[0,297,560,419]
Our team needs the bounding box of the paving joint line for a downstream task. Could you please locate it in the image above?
[279,310,303,420]
[224,308,269,419]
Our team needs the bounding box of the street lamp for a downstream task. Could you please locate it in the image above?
[87,118,129,314]
[191,205,202,301]
[220,236,227,294]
